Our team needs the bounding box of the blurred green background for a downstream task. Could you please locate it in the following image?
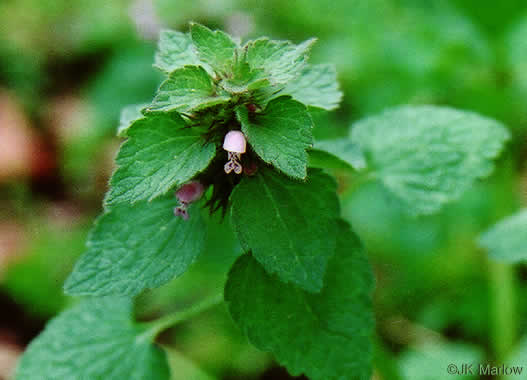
[1,0,527,379]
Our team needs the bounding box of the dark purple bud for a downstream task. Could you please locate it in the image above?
[246,103,258,113]
[243,160,258,176]
[176,181,204,204]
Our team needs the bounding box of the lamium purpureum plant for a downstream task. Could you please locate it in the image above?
[15,23,511,380]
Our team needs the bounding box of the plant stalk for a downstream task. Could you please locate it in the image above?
[143,293,224,341]
[488,260,516,365]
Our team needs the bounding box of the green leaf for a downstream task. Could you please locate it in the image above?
[283,64,342,110]
[219,58,268,94]
[236,96,313,179]
[190,23,237,74]
[399,342,483,380]
[309,138,366,171]
[478,209,527,262]
[154,29,201,74]
[225,220,374,380]
[106,113,215,206]
[15,298,170,380]
[147,66,230,114]
[230,168,339,293]
[118,103,147,137]
[65,195,206,296]
[351,105,510,215]
[245,37,316,85]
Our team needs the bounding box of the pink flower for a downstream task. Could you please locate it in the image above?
[223,130,246,174]
[174,181,204,220]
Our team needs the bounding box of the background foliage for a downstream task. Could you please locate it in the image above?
[1,0,527,379]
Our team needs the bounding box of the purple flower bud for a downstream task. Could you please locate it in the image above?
[176,181,204,204]
[243,160,258,176]
[246,103,259,113]
[174,181,204,220]
[223,130,246,153]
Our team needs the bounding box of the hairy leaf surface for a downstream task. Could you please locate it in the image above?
[245,38,316,85]
[106,114,215,205]
[236,96,313,179]
[284,64,342,110]
[65,196,206,296]
[15,298,170,380]
[225,221,374,380]
[154,30,201,73]
[190,23,237,74]
[230,168,339,292]
[148,66,230,114]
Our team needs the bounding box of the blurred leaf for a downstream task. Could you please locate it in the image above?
[225,221,374,380]
[106,114,215,205]
[148,66,230,113]
[230,168,339,293]
[309,138,366,171]
[351,105,510,215]
[15,298,170,380]
[155,30,201,74]
[236,96,313,179]
[399,342,483,380]
[478,209,527,262]
[283,64,342,110]
[342,181,444,257]
[65,196,206,297]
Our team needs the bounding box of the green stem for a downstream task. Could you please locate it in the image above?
[374,336,404,380]
[488,260,516,364]
[143,293,224,341]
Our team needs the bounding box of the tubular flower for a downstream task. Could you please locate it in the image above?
[223,130,246,174]
[174,181,204,220]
